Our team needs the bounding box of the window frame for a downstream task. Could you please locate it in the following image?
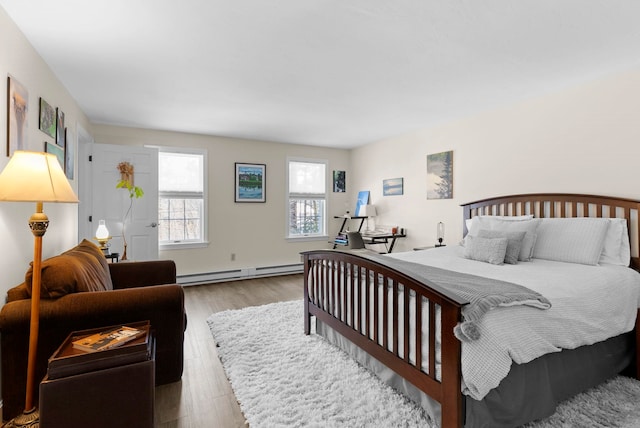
[286,157,329,241]
[157,146,209,250]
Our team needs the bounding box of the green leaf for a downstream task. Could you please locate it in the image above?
[116,179,144,199]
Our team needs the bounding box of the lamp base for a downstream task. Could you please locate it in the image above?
[4,408,39,427]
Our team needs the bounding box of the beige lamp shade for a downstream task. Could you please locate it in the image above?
[0,151,78,203]
[360,204,377,217]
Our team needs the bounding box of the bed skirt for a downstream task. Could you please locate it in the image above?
[316,319,634,428]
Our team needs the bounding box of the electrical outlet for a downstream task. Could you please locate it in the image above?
[231,253,236,261]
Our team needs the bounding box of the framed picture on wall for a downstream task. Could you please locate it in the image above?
[333,170,346,192]
[7,75,29,156]
[427,150,453,199]
[39,97,56,139]
[235,162,266,202]
[45,141,64,169]
[64,127,75,179]
[56,108,65,147]
[355,190,370,216]
[383,178,403,196]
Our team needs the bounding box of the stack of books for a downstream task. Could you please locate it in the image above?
[334,232,348,245]
[71,325,147,353]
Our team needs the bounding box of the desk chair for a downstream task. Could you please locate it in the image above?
[346,231,365,249]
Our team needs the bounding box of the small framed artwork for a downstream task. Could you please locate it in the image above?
[355,190,370,216]
[333,170,346,192]
[383,178,403,196]
[235,162,266,202]
[56,108,65,147]
[64,127,74,179]
[7,75,29,156]
[45,141,64,169]
[39,98,56,139]
[427,150,453,199]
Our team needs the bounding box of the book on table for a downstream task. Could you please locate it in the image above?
[72,325,147,353]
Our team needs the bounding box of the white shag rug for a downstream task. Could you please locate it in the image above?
[207,300,640,428]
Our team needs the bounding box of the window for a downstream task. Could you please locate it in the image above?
[158,148,207,248]
[287,158,327,238]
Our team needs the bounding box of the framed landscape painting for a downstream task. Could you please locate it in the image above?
[383,178,403,196]
[427,150,453,199]
[235,163,266,202]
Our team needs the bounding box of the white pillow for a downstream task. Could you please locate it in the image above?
[468,217,540,261]
[599,218,631,266]
[463,235,509,265]
[532,218,609,266]
[465,215,533,233]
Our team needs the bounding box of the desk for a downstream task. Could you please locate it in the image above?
[332,215,367,249]
[361,232,406,253]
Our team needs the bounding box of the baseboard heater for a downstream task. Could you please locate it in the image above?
[177,263,303,286]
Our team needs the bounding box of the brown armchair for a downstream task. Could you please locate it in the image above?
[0,240,186,422]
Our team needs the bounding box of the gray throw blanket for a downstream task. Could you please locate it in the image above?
[372,255,552,342]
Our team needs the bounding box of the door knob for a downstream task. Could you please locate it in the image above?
[146,222,158,228]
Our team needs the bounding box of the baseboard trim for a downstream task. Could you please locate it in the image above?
[177,263,303,286]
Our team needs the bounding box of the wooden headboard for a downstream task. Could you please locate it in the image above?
[461,193,640,271]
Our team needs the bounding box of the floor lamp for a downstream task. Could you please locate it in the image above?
[0,151,78,427]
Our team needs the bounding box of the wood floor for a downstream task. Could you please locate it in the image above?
[154,274,304,427]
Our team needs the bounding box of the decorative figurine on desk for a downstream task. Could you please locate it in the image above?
[436,222,446,247]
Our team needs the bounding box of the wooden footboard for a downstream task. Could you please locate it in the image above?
[302,249,469,428]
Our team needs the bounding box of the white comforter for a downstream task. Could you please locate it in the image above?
[386,245,640,400]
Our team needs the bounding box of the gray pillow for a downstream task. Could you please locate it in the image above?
[477,229,526,265]
[463,235,509,265]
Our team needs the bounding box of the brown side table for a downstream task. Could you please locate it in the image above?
[105,252,120,263]
[39,322,155,428]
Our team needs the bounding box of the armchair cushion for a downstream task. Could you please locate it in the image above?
[24,239,113,299]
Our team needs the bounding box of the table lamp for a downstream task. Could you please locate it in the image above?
[360,204,377,232]
[94,219,112,254]
[436,222,445,247]
[0,151,78,427]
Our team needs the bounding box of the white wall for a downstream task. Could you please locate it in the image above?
[0,7,92,296]
[351,69,640,253]
[3,1,640,289]
[91,125,351,278]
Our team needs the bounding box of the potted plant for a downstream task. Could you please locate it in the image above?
[116,162,144,260]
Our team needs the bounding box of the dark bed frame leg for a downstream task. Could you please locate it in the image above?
[304,258,311,335]
[304,299,310,335]
[636,309,639,379]
[441,305,464,427]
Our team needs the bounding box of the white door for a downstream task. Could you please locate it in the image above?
[91,143,159,261]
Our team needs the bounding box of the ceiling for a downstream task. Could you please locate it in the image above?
[2,1,639,149]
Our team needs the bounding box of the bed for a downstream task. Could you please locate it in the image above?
[302,193,640,428]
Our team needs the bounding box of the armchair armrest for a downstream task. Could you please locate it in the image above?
[0,284,185,421]
[108,260,177,289]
